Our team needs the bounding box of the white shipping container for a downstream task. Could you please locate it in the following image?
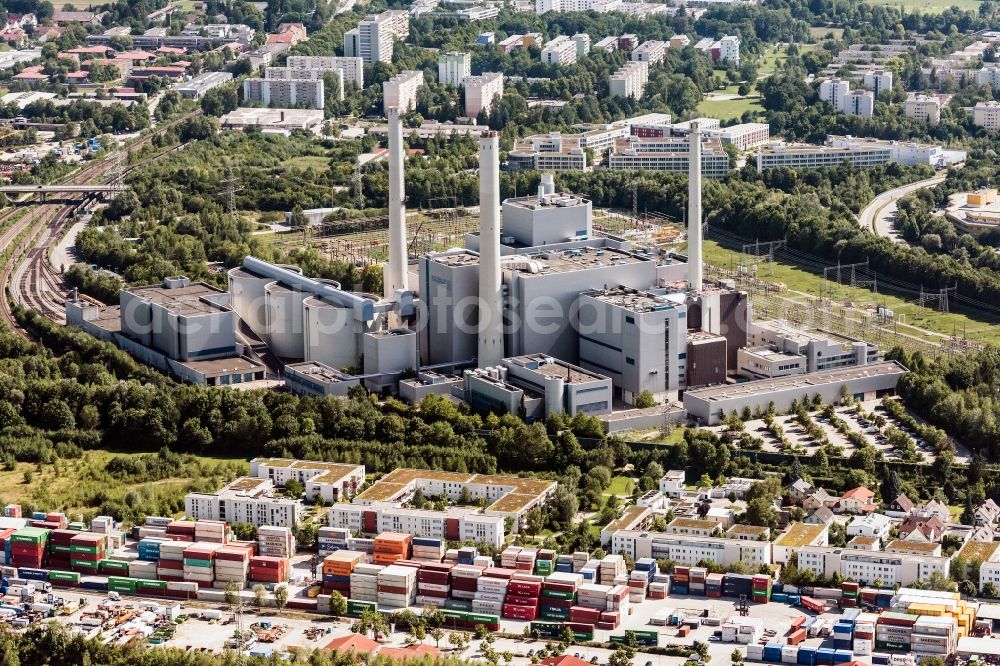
[745,644,763,660]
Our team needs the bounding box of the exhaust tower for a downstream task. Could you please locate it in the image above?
[477,130,503,368]
[688,120,703,292]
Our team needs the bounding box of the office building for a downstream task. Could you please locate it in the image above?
[541,35,578,65]
[827,135,959,167]
[174,71,232,99]
[286,55,364,88]
[438,51,471,86]
[863,69,893,97]
[736,346,807,379]
[578,287,688,404]
[243,77,324,109]
[756,141,892,171]
[904,94,941,124]
[463,72,503,118]
[609,61,648,98]
[631,40,666,65]
[507,133,588,172]
[974,100,1000,130]
[748,319,876,372]
[185,477,303,528]
[607,136,731,178]
[383,70,424,112]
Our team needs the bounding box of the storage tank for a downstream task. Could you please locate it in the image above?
[543,375,565,417]
[265,281,308,360]
[228,264,302,339]
[303,287,366,371]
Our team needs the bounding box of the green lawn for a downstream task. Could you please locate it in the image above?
[867,0,983,11]
[605,475,636,497]
[809,27,845,41]
[696,95,764,121]
[281,155,331,171]
[703,239,1000,345]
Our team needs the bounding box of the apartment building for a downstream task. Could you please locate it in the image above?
[904,94,942,125]
[536,0,623,12]
[572,33,590,57]
[863,69,893,97]
[827,135,957,167]
[463,72,503,118]
[285,55,364,88]
[507,132,588,172]
[756,141,892,172]
[329,503,506,547]
[438,51,471,87]
[607,136,731,177]
[609,61,649,98]
[185,477,303,528]
[243,77,324,109]
[706,122,770,151]
[631,40,666,65]
[974,100,1000,130]
[266,66,343,101]
[249,457,365,503]
[843,90,874,117]
[819,78,849,112]
[611,529,772,567]
[977,65,1000,87]
[541,35,578,65]
[344,10,408,65]
[383,69,424,112]
[797,546,949,587]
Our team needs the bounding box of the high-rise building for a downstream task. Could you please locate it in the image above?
[631,40,666,65]
[462,72,503,119]
[243,77,324,109]
[863,69,893,97]
[438,51,471,87]
[974,100,1000,130]
[572,33,590,57]
[286,55,364,88]
[382,70,424,112]
[266,66,343,101]
[819,78,849,112]
[344,10,408,65]
[842,90,874,117]
[541,35,577,65]
[904,94,941,125]
[609,61,648,98]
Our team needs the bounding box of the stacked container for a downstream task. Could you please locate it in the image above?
[9,527,48,568]
[534,549,555,576]
[500,546,521,569]
[540,571,579,622]
[318,526,350,556]
[416,561,452,607]
[911,616,957,657]
[451,564,483,600]
[689,567,707,596]
[579,560,599,582]
[752,574,771,604]
[515,548,536,572]
[723,573,752,599]
[323,550,366,595]
[249,555,288,584]
[215,545,253,586]
[128,560,159,580]
[157,541,190,581]
[194,520,228,544]
[3,504,21,518]
[413,537,445,562]
[841,581,860,607]
[626,570,646,603]
[457,547,478,564]
[875,612,917,651]
[648,580,668,599]
[672,566,690,594]
[706,572,724,598]
[165,580,198,599]
[184,543,221,584]
[833,617,855,650]
[90,516,114,535]
[70,532,107,575]
[377,564,417,608]
[48,570,81,588]
[138,538,168,562]
[350,562,383,602]
[853,613,876,656]
[108,576,139,596]
[600,555,626,583]
[165,521,196,541]
[48,529,76,570]
[98,558,129,576]
[258,526,295,558]
[473,570,508,616]
[503,574,541,621]
[373,532,411,565]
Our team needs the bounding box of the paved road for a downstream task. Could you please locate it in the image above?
[857,174,946,243]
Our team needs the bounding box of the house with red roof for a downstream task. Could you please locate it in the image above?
[541,656,593,666]
[323,634,442,661]
[838,487,877,515]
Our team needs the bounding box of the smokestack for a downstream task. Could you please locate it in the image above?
[478,130,503,369]
[385,106,408,304]
[688,121,703,292]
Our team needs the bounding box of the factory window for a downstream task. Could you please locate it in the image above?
[625,315,635,324]
[678,353,686,359]
[626,357,635,365]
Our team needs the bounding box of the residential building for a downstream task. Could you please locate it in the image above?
[670,34,690,49]
[797,546,950,587]
[330,503,506,547]
[827,135,961,167]
[286,55,364,88]
[607,135,730,177]
[805,506,835,526]
[885,540,942,557]
[665,517,724,537]
[345,11,408,65]
[463,72,503,118]
[756,141,892,171]
[772,523,829,564]
[594,36,617,51]
[609,61,648,98]
[977,65,1000,87]
[839,486,878,514]
[383,70,424,112]
[610,530,772,567]
[898,515,946,543]
[600,506,653,545]
[438,51,471,86]
[709,35,740,65]
[846,513,893,541]
[541,35,578,66]
[631,40,666,65]
[863,69,893,97]
[659,470,686,497]
[243,77,324,109]
[572,33,590,57]
[885,493,915,518]
[977,499,1000,526]
[904,94,941,125]
[974,101,1000,130]
[842,90,874,117]
[705,123,770,151]
[266,66,344,101]
[507,133,588,172]
[819,78,849,112]
[249,458,365,503]
[185,477,303,528]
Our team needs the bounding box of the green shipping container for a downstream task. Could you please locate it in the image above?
[530,621,563,639]
[137,580,167,590]
[572,631,595,642]
[542,610,570,620]
[875,640,910,651]
[72,559,99,569]
[184,558,213,568]
[48,571,81,582]
[68,522,86,531]
[542,589,575,600]
[51,545,73,553]
[612,631,658,647]
[70,544,101,554]
[444,599,472,611]
[10,527,48,543]
[467,613,499,625]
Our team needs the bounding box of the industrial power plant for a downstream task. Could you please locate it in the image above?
[65,112,904,429]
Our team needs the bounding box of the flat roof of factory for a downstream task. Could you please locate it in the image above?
[504,192,590,210]
[582,286,686,312]
[427,250,479,266]
[740,346,804,362]
[507,354,609,384]
[686,361,908,402]
[178,356,264,375]
[754,319,833,344]
[285,361,357,384]
[516,247,647,276]
[126,282,230,316]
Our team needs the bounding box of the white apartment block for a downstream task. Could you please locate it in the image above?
[977,65,1000,87]
[827,135,955,167]
[249,458,365,503]
[285,55,364,88]
[185,477,303,528]
[611,530,772,567]
[631,40,666,65]
[608,136,731,178]
[508,133,588,172]
[536,0,622,12]
[863,69,893,97]
[757,142,892,172]
[977,560,1000,592]
[974,101,1000,130]
[383,70,424,112]
[706,123,770,151]
[842,90,874,117]
[572,33,590,57]
[904,94,941,125]
[344,10,408,65]
[463,72,503,118]
[243,77,324,109]
[609,61,648,98]
[438,51,471,87]
[329,503,506,548]
[670,34,690,49]
[594,36,617,51]
[796,546,949,588]
[819,78,849,111]
[714,35,740,65]
[541,36,578,66]
[266,67,344,101]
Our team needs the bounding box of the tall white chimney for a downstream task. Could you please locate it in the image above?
[688,121,703,292]
[385,106,408,304]
[478,130,503,368]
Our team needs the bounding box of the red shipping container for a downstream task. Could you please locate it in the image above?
[542,598,573,609]
[418,571,450,584]
[787,629,806,645]
[158,559,183,570]
[451,577,478,592]
[678,626,690,638]
[483,568,515,579]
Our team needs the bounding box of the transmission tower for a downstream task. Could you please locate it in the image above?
[823,260,868,300]
[918,284,957,313]
[220,166,242,217]
[108,150,125,200]
[742,240,784,276]
[353,162,364,209]
[632,181,639,223]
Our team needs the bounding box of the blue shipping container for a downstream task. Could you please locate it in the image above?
[18,568,48,581]
[797,647,816,666]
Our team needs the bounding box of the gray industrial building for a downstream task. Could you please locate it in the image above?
[284,361,360,397]
[683,361,908,425]
[749,319,877,373]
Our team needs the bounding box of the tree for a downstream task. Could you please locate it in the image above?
[693,641,710,660]
[330,590,347,618]
[430,627,444,648]
[731,647,745,664]
[252,584,267,612]
[274,584,288,615]
[448,631,469,652]
[608,647,631,666]
[285,478,304,496]
[224,580,240,612]
[983,582,999,598]
[634,390,656,408]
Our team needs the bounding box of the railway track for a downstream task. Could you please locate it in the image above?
[1,113,199,339]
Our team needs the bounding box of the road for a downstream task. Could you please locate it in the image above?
[856,174,946,243]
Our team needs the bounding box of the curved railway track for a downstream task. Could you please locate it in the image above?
[1,113,198,339]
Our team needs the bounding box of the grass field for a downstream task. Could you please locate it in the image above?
[809,27,845,41]
[757,44,816,78]
[868,0,983,11]
[0,451,247,518]
[696,95,764,121]
[605,475,636,497]
[281,155,331,171]
[703,239,1000,345]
